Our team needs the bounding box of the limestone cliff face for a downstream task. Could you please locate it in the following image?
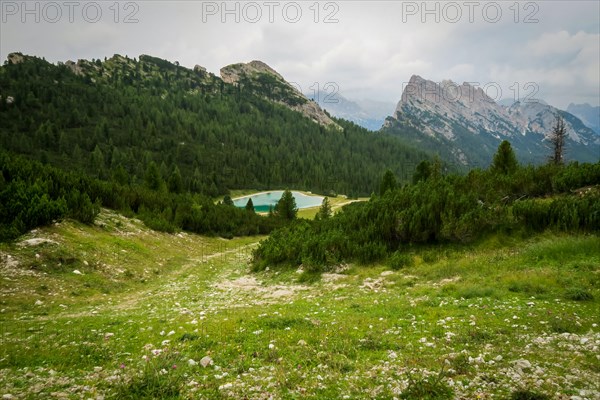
[384,75,599,165]
[221,61,339,129]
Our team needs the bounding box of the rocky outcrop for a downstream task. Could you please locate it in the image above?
[220,61,340,129]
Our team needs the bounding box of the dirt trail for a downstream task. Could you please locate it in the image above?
[40,242,261,319]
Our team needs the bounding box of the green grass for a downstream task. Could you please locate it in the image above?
[0,216,598,399]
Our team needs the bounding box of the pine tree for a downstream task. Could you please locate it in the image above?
[245,198,255,213]
[168,166,183,193]
[412,160,432,184]
[274,189,297,220]
[491,140,518,175]
[549,114,566,165]
[223,195,234,206]
[144,161,164,191]
[315,197,332,220]
[380,170,397,195]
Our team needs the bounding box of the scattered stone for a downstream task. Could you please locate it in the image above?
[297,339,307,346]
[188,359,197,366]
[73,269,82,275]
[18,238,58,247]
[200,356,213,368]
[513,359,532,370]
[35,300,43,306]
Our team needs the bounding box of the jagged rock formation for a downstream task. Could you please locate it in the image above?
[384,75,599,166]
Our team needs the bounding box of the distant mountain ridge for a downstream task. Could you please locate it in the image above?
[383,75,599,167]
[307,90,394,131]
[567,103,600,135]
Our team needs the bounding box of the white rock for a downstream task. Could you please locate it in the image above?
[200,356,213,368]
[297,339,307,346]
[513,359,531,370]
[188,359,197,366]
[73,269,82,275]
[3,394,15,399]
[35,300,43,306]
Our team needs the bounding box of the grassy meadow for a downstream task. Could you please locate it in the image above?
[0,211,598,399]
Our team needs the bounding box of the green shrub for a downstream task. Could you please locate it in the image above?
[565,287,594,301]
[388,251,414,270]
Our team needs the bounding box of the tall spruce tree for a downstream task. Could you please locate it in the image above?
[315,197,332,220]
[275,189,297,220]
[491,141,518,175]
[549,114,566,165]
[245,198,255,213]
[380,170,397,195]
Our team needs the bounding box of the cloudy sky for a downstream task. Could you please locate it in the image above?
[2,1,599,110]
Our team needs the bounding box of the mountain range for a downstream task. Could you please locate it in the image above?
[382,75,599,167]
[1,52,598,195]
[567,103,600,135]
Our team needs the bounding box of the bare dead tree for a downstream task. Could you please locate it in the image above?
[549,114,566,165]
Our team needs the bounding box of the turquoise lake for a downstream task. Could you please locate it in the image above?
[233,191,324,213]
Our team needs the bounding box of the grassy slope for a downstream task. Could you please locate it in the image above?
[0,213,598,399]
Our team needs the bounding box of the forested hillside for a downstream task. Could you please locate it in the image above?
[253,144,600,271]
[0,53,427,198]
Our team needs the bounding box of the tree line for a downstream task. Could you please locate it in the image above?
[252,141,600,272]
[0,53,428,199]
[0,152,290,241]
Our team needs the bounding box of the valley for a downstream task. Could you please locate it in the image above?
[1,50,599,400]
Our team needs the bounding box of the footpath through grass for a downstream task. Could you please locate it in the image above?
[0,213,598,399]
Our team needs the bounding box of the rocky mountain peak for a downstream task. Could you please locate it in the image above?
[220,61,339,129]
[386,75,599,166]
[220,60,284,84]
[7,53,25,65]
